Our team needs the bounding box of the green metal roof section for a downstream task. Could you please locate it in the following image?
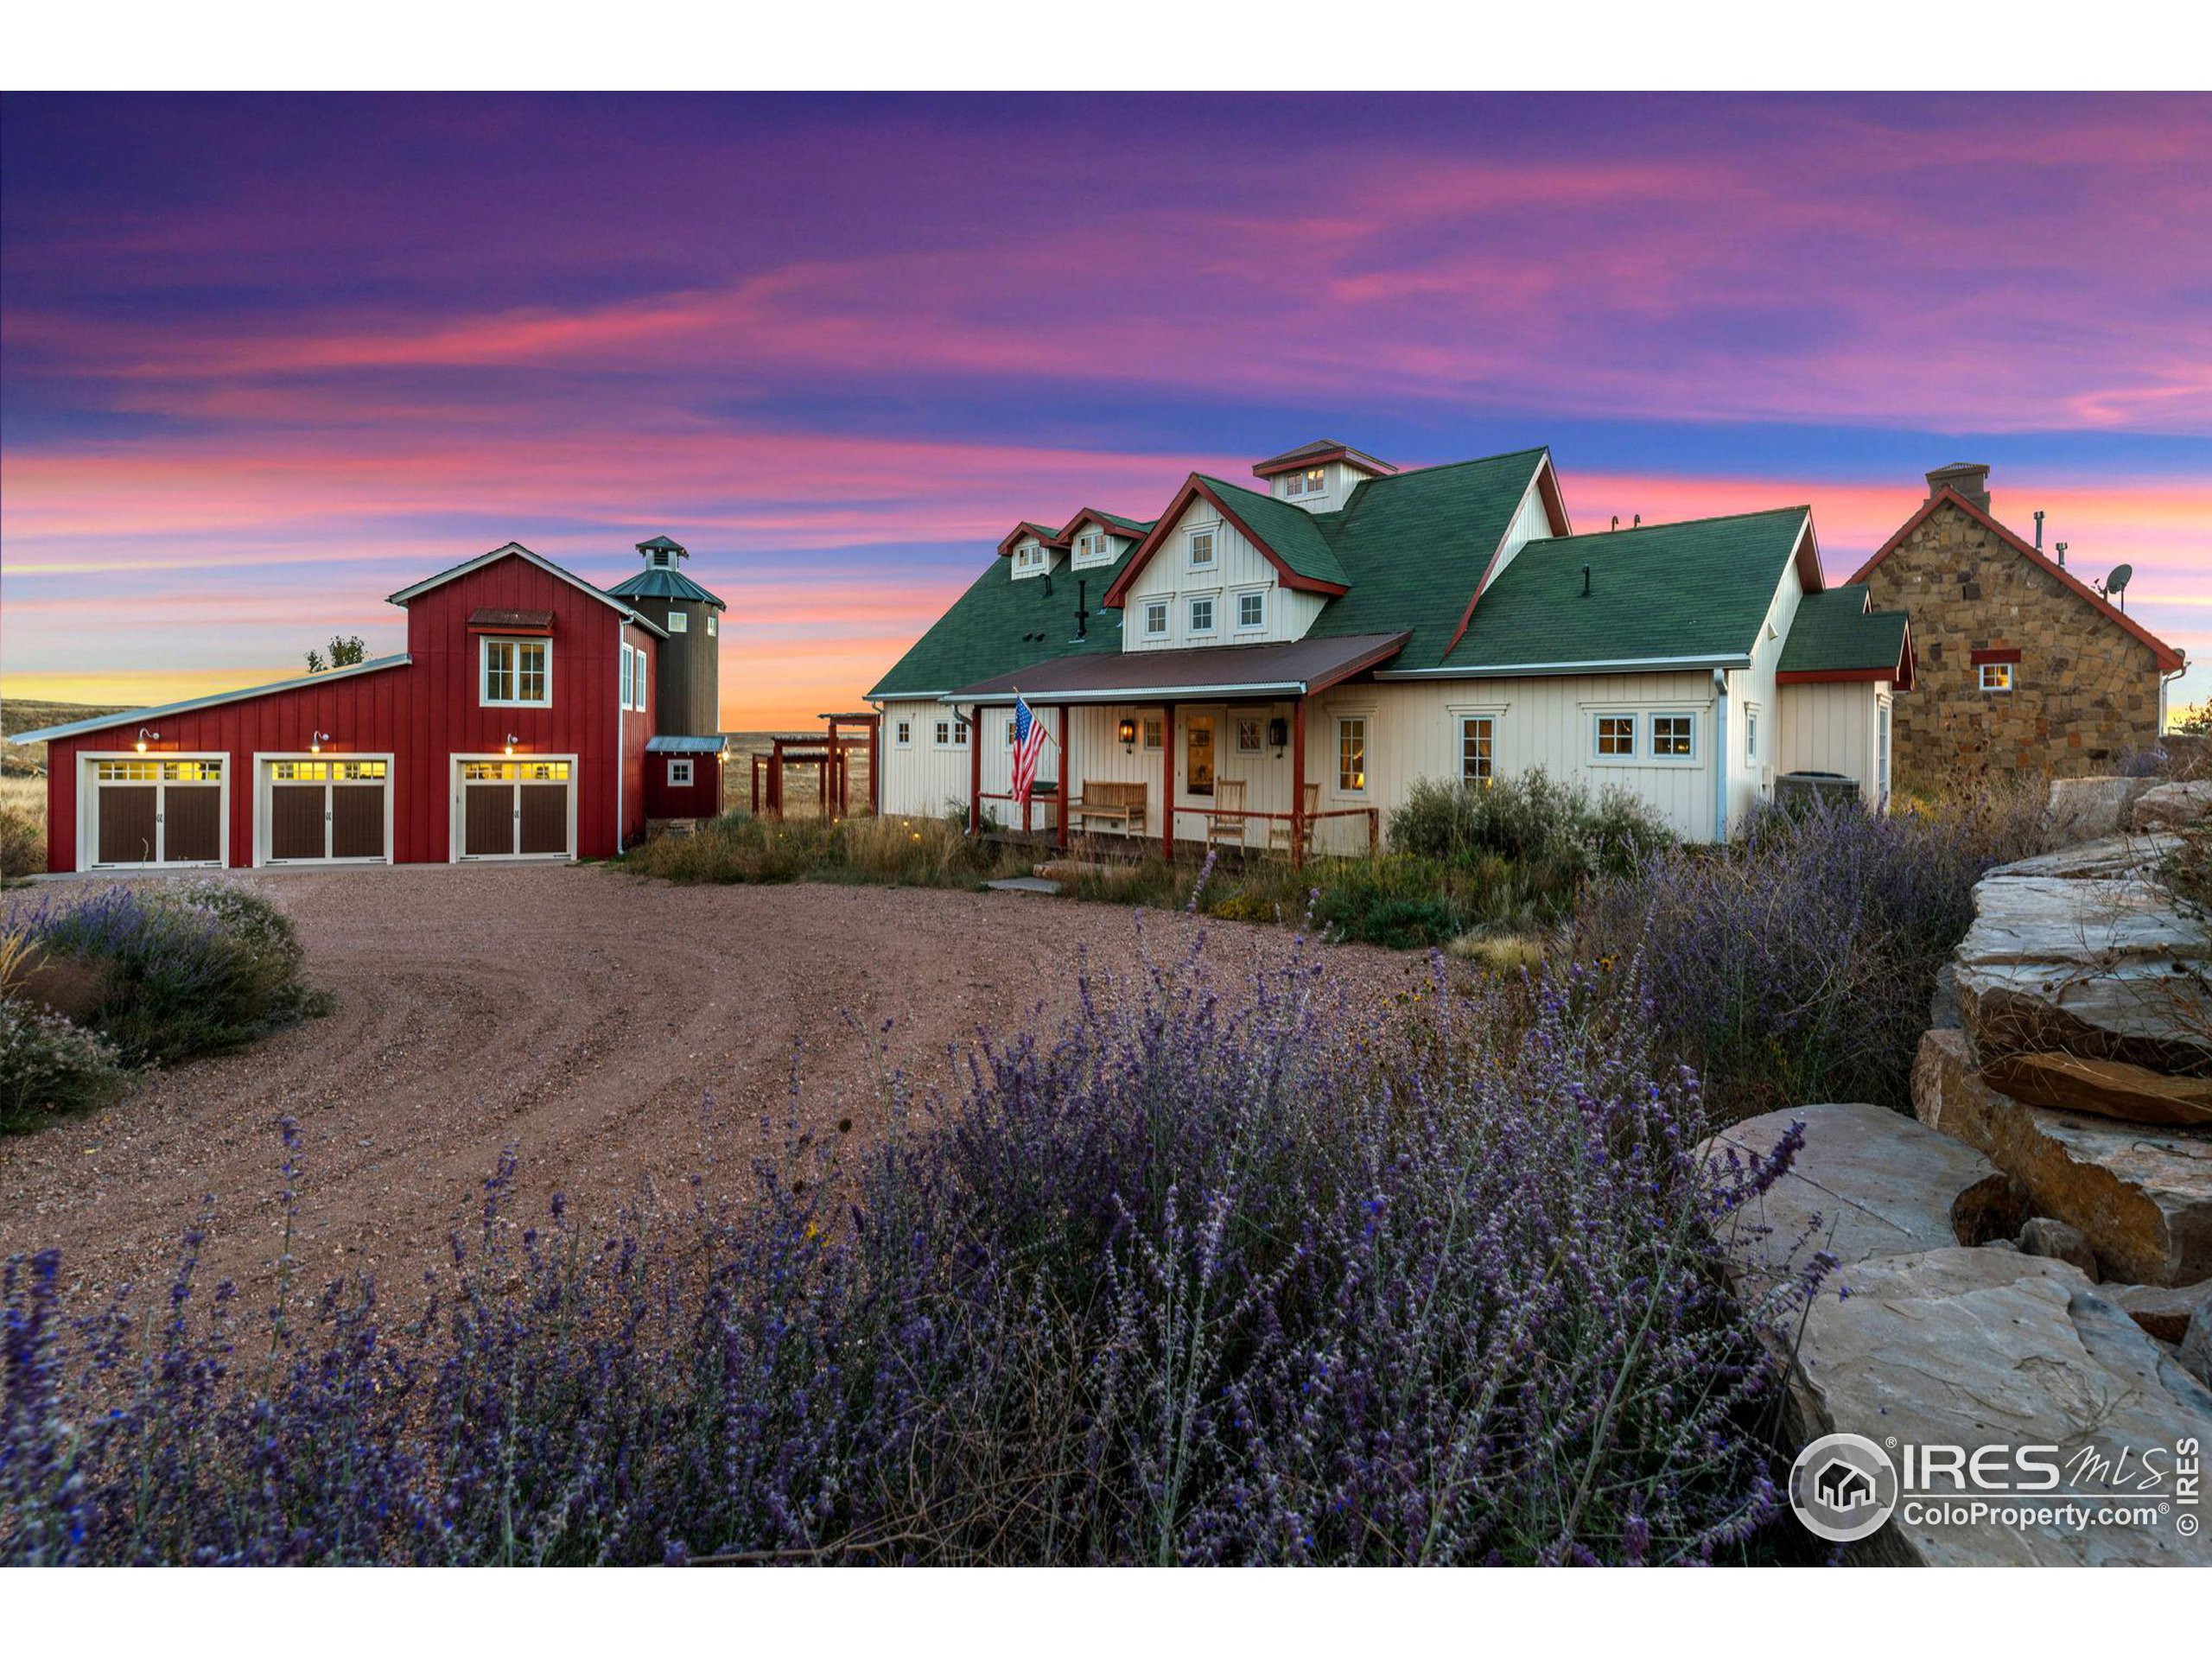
[1435,505,1811,672]
[1305,447,1551,670]
[868,542,1135,700]
[606,565,728,608]
[1192,474,1351,590]
[1779,583,1910,674]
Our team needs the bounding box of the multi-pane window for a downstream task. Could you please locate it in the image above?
[952,719,969,747]
[632,646,647,712]
[706,614,717,636]
[462,760,569,781]
[1145,601,1169,635]
[665,611,688,632]
[1303,467,1326,494]
[1745,706,1760,763]
[1460,716,1495,785]
[1286,473,1304,496]
[482,638,550,707]
[1142,717,1164,750]
[1878,702,1893,798]
[1595,714,1637,758]
[934,720,951,747]
[894,721,912,747]
[1651,715,1694,758]
[270,760,385,781]
[1189,596,1216,634]
[97,759,224,782]
[1980,662,2015,692]
[620,645,632,709]
[1237,591,1265,629]
[1236,717,1262,753]
[669,759,694,788]
[1337,718,1366,792]
[1189,530,1215,567]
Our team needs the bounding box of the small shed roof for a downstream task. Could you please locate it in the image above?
[645,734,728,753]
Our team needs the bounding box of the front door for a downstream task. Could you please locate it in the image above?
[1185,715,1214,798]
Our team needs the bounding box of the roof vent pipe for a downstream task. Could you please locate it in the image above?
[2034,509,2044,550]
[1582,564,1592,598]
[1075,579,1090,639]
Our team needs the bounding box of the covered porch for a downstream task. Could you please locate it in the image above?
[946,632,1406,864]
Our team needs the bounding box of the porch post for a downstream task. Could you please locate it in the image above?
[1160,702,1176,861]
[1056,702,1070,853]
[868,716,881,816]
[1290,698,1306,870]
[968,706,983,839]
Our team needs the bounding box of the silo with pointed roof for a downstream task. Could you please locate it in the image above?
[607,535,727,738]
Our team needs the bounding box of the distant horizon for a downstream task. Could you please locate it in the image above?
[4,92,2205,728]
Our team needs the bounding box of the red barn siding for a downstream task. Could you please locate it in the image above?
[40,549,660,871]
[644,753,723,819]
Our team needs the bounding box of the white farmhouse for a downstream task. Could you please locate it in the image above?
[868,442,1914,855]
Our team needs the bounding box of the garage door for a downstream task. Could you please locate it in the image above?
[458,760,574,859]
[264,759,391,863]
[89,758,226,868]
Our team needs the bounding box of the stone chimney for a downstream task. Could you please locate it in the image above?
[1925,461,1991,513]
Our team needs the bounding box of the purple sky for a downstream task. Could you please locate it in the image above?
[3,92,2205,725]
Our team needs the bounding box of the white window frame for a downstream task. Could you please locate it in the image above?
[952,717,969,747]
[1649,712,1697,763]
[1592,712,1639,762]
[1187,528,1217,570]
[1142,717,1164,751]
[1188,594,1217,637]
[1335,715,1369,797]
[632,643,649,712]
[1235,589,1267,632]
[1284,473,1304,497]
[620,644,632,709]
[1745,703,1760,764]
[78,749,233,871]
[1980,661,2016,693]
[251,750,397,868]
[1459,715,1497,785]
[1235,716,1263,754]
[665,610,689,633]
[480,635,552,709]
[1144,600,1169,637]
[1303,466,1326,495]
[668,758,695,788]
[893,719,912,748]
[933,719,952,748]
[706,613,718,636]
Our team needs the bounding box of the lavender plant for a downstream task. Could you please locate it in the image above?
[3,922,1818,1565]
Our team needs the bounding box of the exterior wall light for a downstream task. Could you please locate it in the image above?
[310,730,331,755]
[1268,716,1289,753]
[504,734,519,756]
[1117,716,1138,750]
[136,728,159,753]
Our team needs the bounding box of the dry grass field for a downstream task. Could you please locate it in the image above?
[723,728,875,818]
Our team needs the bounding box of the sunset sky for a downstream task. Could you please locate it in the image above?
[3,92,2206,728]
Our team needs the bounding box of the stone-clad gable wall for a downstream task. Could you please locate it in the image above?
[1859,499,2164,780]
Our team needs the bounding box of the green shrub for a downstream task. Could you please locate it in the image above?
[1389,770,1673,878]
[0,806,41,881]
[0,995,130,1130]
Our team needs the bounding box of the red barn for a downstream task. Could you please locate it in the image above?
[20,538,728,873]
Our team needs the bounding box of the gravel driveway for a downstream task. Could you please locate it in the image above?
[2,866,1427,1305]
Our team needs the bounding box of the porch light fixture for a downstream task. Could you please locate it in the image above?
[136,728,159,753]
[310,730,332,755]
[503,734,519,756]
[1268,717,1288,753]
[1117,716,1138,751]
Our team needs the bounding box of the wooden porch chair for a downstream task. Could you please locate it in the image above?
[1205,779,1249,850]
[1268,782,1321,856]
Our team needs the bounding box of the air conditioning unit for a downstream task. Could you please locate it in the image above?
[1775,771,1860,810]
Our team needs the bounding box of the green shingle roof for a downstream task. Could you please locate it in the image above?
[1194,475,1352,591]
[1306,448,1551,669]
[868,546,1133,699]
[1436,506,1811,672]
[1779,584,1910,675]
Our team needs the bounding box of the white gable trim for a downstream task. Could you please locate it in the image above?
[385,542,668,637]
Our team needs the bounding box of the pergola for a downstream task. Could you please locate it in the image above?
[945,632,1405,865]
[748,711,881,818]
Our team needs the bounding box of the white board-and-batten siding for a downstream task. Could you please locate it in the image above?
[1121,498,1325,652]
[1777,683,1891,800]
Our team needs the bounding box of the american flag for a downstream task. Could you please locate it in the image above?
[1011,694,1049,804]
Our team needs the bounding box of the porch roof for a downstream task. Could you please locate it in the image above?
[944,632,1408,705]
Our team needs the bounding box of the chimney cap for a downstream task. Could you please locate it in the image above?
[1925,461,1991,511]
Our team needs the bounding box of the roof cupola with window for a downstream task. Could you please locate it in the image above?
[1251,439,1397,513]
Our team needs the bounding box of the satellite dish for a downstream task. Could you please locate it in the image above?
[2106,563,2133,593]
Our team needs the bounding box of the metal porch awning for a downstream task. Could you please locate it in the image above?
[944,632,1408,705]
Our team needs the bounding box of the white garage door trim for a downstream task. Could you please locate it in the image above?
[449,752,579,862]
[251,751,397,868]
[75,750,232,871]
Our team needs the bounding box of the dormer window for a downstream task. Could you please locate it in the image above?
[1189,530,1215,569]
[1285,473,1304,497]
[1303,466,1326,494]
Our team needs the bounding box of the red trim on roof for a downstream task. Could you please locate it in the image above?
[1250,444,1397,480]
[1777,620,1916,693]
[995,521,1070,558]
[1443,452,1572,658]
[1850,489,2184,673]
[1101,475,1351,609]
[1055,507,1143,543]
[1970,646,2023,665]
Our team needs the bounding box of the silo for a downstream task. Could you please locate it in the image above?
[607,535,726,739]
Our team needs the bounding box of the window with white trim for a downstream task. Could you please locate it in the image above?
[706,614,717,636]
[952,718,969,747]
[1650,713,1694,759]
[620,645,632,709]
[1594,714,1637,758]
[1337,717,1367,793]
[1285,472,1305,497]
[1236,590,1265,630]
[634,645,650,711]
[934,719,952,747]
[1303,466,1326,494]
[1980,662,2015,692]
[1745,705,1760,763]
[1142,717,1163,751]
[1460,715,1495,785]
[1188,530,1215,569]
[1189,595,1216,635]
[1014,542,1049,576]
[894,720,912,747]
[668,758,694,788]
[482,637,550,707]
[1145,601,1168,636]
[665,610,689,632]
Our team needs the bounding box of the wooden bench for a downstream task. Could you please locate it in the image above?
[1068,780,1147,833]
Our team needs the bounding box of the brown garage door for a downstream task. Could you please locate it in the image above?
[265,760,390,862]
[331,785,385,859]
[270,785,327,860]
[458,760,572,859]
[91,759,225,866]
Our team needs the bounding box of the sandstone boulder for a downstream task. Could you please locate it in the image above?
[1980,1051,2212,1129]
[1984,835,2174,881]
[2182,1301,2212,1389]
[1789,1248,2212,1566]
[1701,1101,2020,1294]
[1915,1027,2212,1285]
[2106,1279,2212,1344]
[1952,862,2211,1075]
[2019,1216,2100,1278]
[2131,779,2212,833]
[2045,775,2151,843]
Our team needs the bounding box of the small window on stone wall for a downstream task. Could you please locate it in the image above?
[1979,662,2016,693]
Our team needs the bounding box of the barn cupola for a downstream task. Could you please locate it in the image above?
[1252,439,1396,513]
[606,532,728,741]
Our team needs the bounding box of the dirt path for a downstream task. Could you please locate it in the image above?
[2,866,1427,1306]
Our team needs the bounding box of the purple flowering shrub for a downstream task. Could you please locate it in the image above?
[1573,795,2048,1120]
[3,925,1819,1565]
